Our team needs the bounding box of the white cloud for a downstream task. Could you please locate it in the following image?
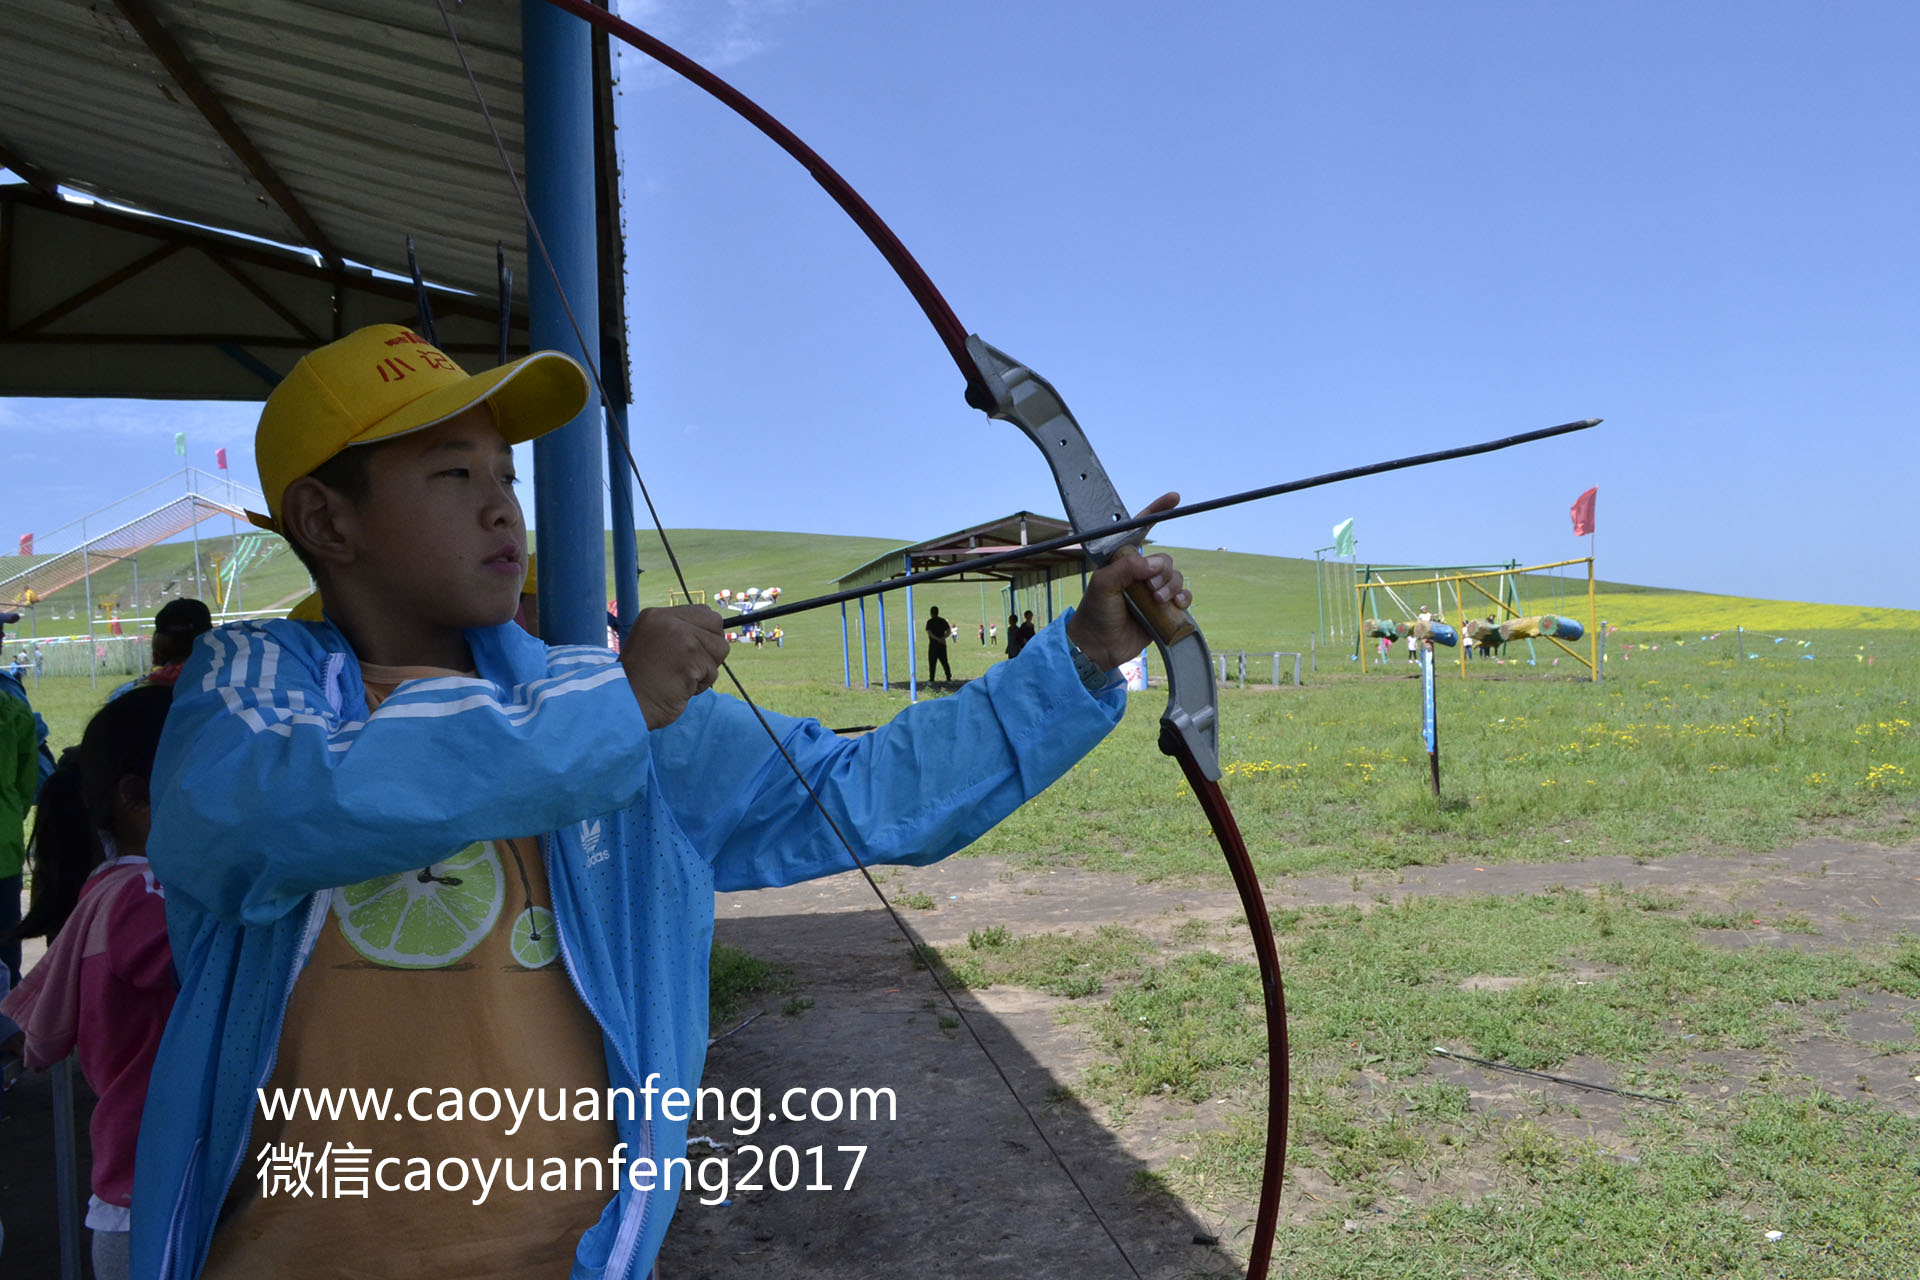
[609,0,805,85]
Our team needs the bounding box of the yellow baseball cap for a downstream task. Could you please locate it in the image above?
[249,324,589,530]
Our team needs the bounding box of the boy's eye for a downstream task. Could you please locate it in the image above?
[437,468,470,479]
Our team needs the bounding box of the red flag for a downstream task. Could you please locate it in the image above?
[215,447,229,470]
[16,533,31,556]
[1570,486,1597,537]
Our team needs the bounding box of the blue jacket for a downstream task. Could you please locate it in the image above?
[132,613,1123,1278]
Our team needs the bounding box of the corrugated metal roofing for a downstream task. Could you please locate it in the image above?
[1,0,528,296]
[0,0,625,399]
[834,512,1089,591]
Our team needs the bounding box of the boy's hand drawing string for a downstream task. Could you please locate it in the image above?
[434,3,1596,1273]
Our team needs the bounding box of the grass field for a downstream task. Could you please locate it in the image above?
[9,529,1915,1277]
[16,529,1914,910]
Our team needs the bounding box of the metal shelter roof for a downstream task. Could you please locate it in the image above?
[833,512,1092,593]
[0,0,628,399]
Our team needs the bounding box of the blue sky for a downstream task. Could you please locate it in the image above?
[8,1,1915,608]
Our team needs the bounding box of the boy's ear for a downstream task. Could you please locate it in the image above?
[115,772,150,816]
[280,476,359,568]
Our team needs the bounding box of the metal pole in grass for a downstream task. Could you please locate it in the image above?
[1313,545,1329,644]
[904,553,916,704]
[1588,555,1599,682]
[1418,622,1458,799]
[858,597,870,689]
[1422,638,1440,798]
[82,532,97,691]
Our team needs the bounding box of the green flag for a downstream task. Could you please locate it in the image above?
[173,432,186,457]
[1332,518,1356,558]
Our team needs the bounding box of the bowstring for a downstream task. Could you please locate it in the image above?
[429,4,1145,1273]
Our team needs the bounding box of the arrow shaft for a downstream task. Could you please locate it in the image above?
[720,416,1600,630]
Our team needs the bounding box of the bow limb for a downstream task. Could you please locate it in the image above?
[964,340,1288,1278]
[504,1,1287,1270]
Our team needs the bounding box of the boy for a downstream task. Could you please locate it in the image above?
[133,325,1189,1278]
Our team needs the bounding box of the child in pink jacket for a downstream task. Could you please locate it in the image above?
[2,685,175,1280]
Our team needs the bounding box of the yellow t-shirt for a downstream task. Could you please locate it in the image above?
[203,664,616,1279]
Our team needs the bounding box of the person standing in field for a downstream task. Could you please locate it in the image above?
[1005,613,1023,659]
[925,605,953,682]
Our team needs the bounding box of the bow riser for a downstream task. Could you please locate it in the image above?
[965,335,1222,778]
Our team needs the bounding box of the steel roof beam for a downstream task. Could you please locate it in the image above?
[0,137,59,197]
[4,333,510,358]
[109,0,344,274]
[14,240,180,335]
[0,188,511,327]
[198,247,323,345]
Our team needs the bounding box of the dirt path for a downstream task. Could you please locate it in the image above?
[664,838,1920,1278]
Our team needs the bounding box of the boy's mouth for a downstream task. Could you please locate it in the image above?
[484,545,524,575]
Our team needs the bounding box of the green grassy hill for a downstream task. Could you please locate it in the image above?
[13,527,1913,662]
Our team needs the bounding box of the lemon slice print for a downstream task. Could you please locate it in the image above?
[510,906,560,970]
[333,841,505,969]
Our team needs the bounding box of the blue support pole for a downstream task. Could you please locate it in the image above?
[858,597,870,688]
[905,554,917,703]
[524,1,606,646]
[603,353,639,636]
[841,601,851,688]
[877,590,890,690]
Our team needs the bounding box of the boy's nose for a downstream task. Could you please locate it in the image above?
[483,483,520,526]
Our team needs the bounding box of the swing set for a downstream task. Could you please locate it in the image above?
[1353,557,1599,681]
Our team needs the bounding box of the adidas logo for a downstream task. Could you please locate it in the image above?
[582,819,609,867]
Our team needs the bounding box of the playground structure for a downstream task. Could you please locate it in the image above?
[0,468,293,683]
[1354,557,1600,681]
[715,586,782,613]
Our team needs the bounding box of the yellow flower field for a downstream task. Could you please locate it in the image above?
[1593,590,1918,632]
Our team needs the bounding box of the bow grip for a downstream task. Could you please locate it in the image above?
[1111,544,1197,646]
